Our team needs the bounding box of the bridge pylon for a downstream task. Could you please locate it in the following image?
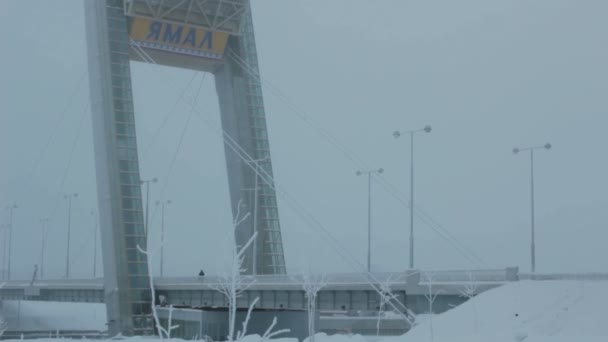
[84,0,286,335]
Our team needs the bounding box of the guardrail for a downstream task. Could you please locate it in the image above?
[520,272,608,281]
[0,330,107,340]
[418,267,520,283]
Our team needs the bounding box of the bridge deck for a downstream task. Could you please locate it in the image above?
[0,270,513,313]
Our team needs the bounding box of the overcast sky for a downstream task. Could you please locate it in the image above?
[1,0,607,280]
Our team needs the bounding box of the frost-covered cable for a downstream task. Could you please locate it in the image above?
[130,42,415,321]
[227,50,490,268]
[16,71,87,206]
[158,74,206,199]
[47,105,89,226]
[141,72,200,162]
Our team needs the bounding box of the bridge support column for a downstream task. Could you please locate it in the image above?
[84,0,152,335]
[213,8,286,275]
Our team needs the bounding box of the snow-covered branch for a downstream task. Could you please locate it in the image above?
[460,271,479,333]
[236,296,259,340]
[210,199,256,341]
[137,245,179,339]
[261,317,290,341]
[424,272,444,342]
[295,271,326,342]
[376,274,400,336]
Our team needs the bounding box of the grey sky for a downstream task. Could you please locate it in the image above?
[1,0,607,280]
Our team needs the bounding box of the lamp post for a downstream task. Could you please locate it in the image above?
[156,200,171,278]
[393,125,431,269]
[90,211,98,278]
[5,204,18,280]
[356,168,384,273]
[64,193,78,279]
[39,217,50,280]
[0,224,9,280]
[513,142,551,273]
[140,177,158,237]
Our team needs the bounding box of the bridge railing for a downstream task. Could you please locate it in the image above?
[519,272,608,281]
[418,268,519,283]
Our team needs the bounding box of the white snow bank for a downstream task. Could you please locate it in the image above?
[1,300,106,331]
[402,280,608,342]
[238,335,297,342]
[304,333,368,342]
[308,280,608,342]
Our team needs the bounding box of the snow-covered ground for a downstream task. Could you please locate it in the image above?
[396,280,608,342]
[221,280,608,342]
[2,280,607,341]
[1,300,106,331]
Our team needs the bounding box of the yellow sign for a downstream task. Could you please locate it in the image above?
[129,17,229,60]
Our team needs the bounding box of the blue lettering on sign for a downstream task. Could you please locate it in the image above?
[198,31,213,49]
[146,21,214,50]
[163,23,183,44]
[183,28,197,47]
[146,21,162,40]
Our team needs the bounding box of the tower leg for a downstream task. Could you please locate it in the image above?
[214,10,286,274]
[85,0,152,335]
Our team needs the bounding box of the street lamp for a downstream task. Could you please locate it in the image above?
[393,125,431,269]
[39,217,50,280]
[5,204,18,280]
[356,168,384,273]
[91,211,98,278]
[140,177,158,236]
[513,142,551,273]
[0,224,9,280]
[156,200,171,278]
[64,193,78,279]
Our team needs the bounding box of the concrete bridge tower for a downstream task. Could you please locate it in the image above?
[84,0,286,335]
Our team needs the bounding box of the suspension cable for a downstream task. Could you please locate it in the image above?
[226,49,489,268]
[130,42,415,321]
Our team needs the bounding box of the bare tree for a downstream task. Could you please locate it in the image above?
[235,296,259,341]
[376,274,400,336]
[424,272,444,342]
[297,270,326,342]
[460,271,479,333]
[260,317,290,341]
[210,199,256,341]
[136,245,179,339]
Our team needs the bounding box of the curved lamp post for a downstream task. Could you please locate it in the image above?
[513,142,551,273]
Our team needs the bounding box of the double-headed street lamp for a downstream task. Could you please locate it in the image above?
[356,168,384,273]
[156,200,172,278]
[393,125,432,269]
[39,217,50,280]
[64,193,78,279]
[513,142,551,273]
[5,204,18,280]
[140,177,158,237]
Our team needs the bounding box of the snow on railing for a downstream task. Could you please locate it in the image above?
[419,268,519,283]
[519,272,608,281]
